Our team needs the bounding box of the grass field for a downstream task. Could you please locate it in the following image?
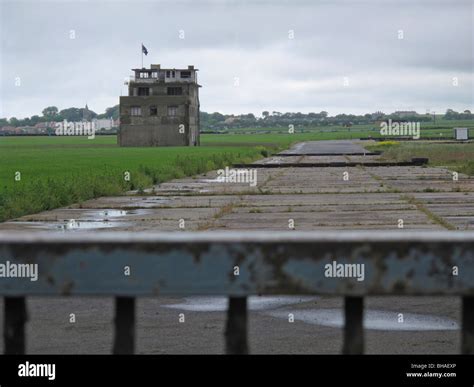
[366,141,474,176]
[0,136,273,222]
[1,124,473,222]
[218,118,474,135]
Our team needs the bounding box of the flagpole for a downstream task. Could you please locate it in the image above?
[141,43,143,68]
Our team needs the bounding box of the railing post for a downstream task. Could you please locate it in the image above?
[113,297,135,354]
[225,296,248,354]
[462,296,474,354]
[4,297,28,354]
[343,296,364,354]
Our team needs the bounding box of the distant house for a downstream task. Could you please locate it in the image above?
[18,126,40,135]
[34,122,56,130]
[93,118,114,130]
[393,111,418,118]
[371,111,385,120]
[0,126,16,134]
[224,116,238,124]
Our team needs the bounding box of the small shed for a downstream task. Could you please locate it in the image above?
[454,128,468,141]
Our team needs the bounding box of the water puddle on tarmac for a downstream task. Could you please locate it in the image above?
[200,170,254,184]
[81,208,150,220]
[268,309,459,331]
[11,219,120,231]
[136,197,171,207]
[56,208,143,230]
[96,209,127,217]
[57,219,117,230]
[11,208,137,231]
[164,296,317,312]
[259,157,283,164]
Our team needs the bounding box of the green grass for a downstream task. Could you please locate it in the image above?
[202,126,474,147]
[213,118,474,135]
[366,141,474,176]
[0,136,272,222]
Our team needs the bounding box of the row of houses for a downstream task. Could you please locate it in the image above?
[0,118,119,135]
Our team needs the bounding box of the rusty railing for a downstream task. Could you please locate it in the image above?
[0,231,473,354]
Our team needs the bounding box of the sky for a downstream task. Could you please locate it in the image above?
[0,0,473,119]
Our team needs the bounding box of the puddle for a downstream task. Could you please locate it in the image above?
[57,219,117,230]
[97,209,127,218]
[137,198,171,207]
[200,170,254,184]
[163,296,317,312]
[82,209,150,219]
[11,219,123,231]
[267,309,459,331]
[261,157,283,164]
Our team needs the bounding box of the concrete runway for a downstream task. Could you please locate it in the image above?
[1,140,473,354]
[279,139,370,155]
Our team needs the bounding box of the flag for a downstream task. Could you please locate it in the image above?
[142,44,148,56]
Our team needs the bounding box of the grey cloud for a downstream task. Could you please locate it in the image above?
[0,0,472,118]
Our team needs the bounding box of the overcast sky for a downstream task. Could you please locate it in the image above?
[0,0,472,118]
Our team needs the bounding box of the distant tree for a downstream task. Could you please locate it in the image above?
[211,112,225,122]
[262,111,269,119]
[98,105,119,120]
[42,106,59,118]
[105,105,120,120]
[59,107,97,121]
[80,107,97,120]
[444,109,459,120]
[59,108,82,121]
[30,115,41,125]
[9,117,20,126]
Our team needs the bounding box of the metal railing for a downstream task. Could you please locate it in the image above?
[0,231,473,354]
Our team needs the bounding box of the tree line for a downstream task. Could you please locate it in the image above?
[0,105,120,128]
[1,106,472,129]
[200,109,473,131]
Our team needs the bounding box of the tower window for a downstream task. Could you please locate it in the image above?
[150,105,157,116]
[180,71,191,78]
[167,87,183,95]
[167,106,178,116]
[138,87,150,96]
[130,106,142,116]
